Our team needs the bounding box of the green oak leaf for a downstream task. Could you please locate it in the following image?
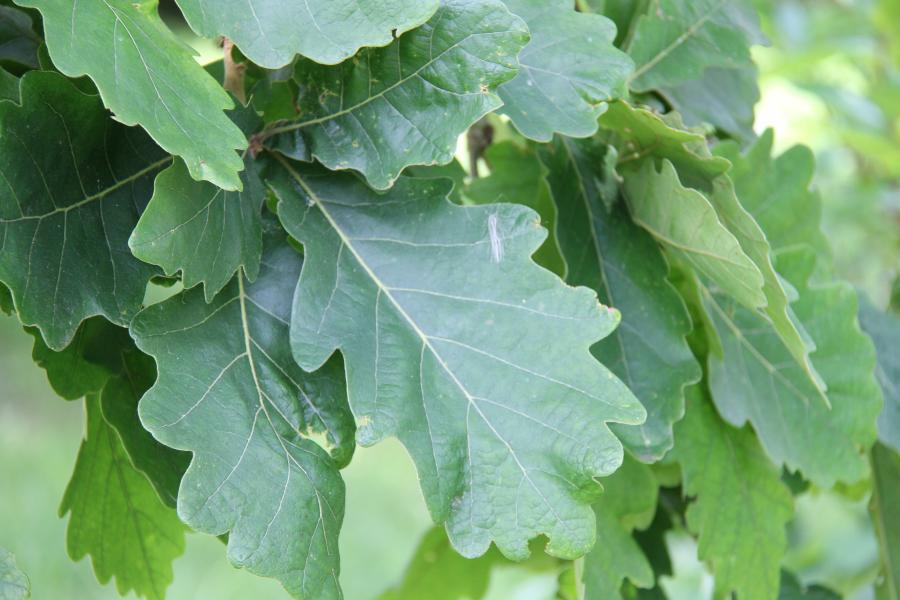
[404,159,468,205]
[623,159,766,309]
[538,136,699,461]
[778,570,840,600]
[497,0,633,141]
[674,386,793,600]
[100,348,190,508]
[0,71,168,350]
[0,548,29,600]
[0,5,39,69]
[379,527,504,600]
[17,0,247,190]
[661,65,760,143]
[702,246,881,487]
[27,318,133,400]
[626,0,762,92]
[61,394,185,600]
[176,0,437,68]
[263,0,529,190]
[466,142,566,277]
[858,294,900,452]
[0,66,18,101]
[132,218,352,600]
[583,456,657,600]
[272,158,645,561]
[871,443,900,600]
[703,134,882,486]
[129,154,265,302]
[598,101,730,186]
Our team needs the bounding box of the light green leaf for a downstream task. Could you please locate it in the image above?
[703,134,882,486]
[598,101,730,186]
[674,386,793,600]
[623,159,766,309]
[858,295,900,452]
[273,158,645,561]
[0,72,167,350]
[538,136,699,461]
[871,443,900,600]
[0,548,29,600]
[466,141,566,277]
[379,527,503,600]
[0,5,39,69]
[176,0,437,68]
[60,394,185,600]
[702,246,881,486]
[583,456,657,600]
[18,0,247,190]
[263,0,529,190]
[129,105,266,301]
[626,0,762,92]
[497,0,633,141]
[132,219,351,599]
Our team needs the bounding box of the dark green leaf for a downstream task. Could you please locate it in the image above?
[0,5,39,69]
[264,0,529,190]
[498,0,633,141]
[674,386,793,600]
[132,219,351,599]
[176,0,438,68]
[539,136,699,461]
[18,0,247,190]
[0,71,167,350]
[273,158,645,561]
[871,443,900,600]
[60,395,185,600]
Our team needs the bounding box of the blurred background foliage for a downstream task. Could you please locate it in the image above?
[0,0,897,598]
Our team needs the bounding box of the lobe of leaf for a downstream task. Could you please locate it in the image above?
[858,295,900,452]
[17,0,248,190]
[498,0,633,141]
[132,219,352,600]
[272,157,645,562]
[264,0,530,190]
[175,0,439,68]
[0,71,167,350]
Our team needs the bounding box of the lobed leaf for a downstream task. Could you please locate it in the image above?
[18,0,247,190]
[626,0,763,92]
[0,71,167,350]
[498,0,633,142]
[263,0,529,190]
[272,158,646,562]
[60,394,185,600]
[583,456,657,599]
[674,386,793,600]
[176,0,438,68]
[858,295,900,453]
[132,219,352,599]
[539,136,699,461]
